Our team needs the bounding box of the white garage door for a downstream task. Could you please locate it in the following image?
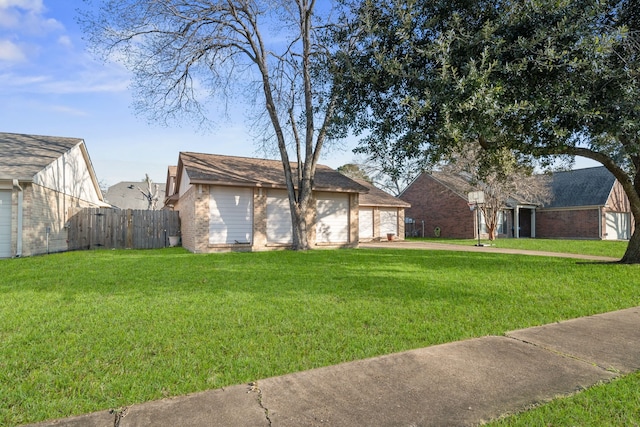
[0,190,11,258]
[359,207,373,240]
[605,212,630,240]
[316,193,349,243]
[267,190,293,244]
[380,208,398,237]
[209,186,253,244]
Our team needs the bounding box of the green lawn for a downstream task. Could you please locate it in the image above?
[408,237,628,258]
[489,373,640,426]
[1,246,638,425]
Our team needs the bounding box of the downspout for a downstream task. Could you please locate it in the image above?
[12,179,23,257]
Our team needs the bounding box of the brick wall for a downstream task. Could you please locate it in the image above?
[536,208,601,239]
[253,188,268,249]
[348,193,359,247]
[400,174,475,239]
[174,185,197,252]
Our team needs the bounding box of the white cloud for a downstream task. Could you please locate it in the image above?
[0,0,61,34]
[57,34,71,47]
[0,39,25,61]
[49,104,88,116]
[0,0,43,12]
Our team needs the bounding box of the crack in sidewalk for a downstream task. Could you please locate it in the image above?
[505,334,621,375]
[109,406,129,427]
[249,381,272,426]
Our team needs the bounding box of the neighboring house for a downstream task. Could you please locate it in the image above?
[400,171,537,239]
[400,172,485,239]
[537,167,633,240]
[105,181,166,210]
[353,178,410,241]
[165,152,368,252]
[0,132,108,258]
[400,166,633,241]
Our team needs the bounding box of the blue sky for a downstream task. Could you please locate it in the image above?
[0,0,357,187]
[0,1,598,188]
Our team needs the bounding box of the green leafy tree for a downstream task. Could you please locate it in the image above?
[340,0,640,262]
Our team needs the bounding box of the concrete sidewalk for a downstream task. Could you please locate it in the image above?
[359,240,620,262]
[26,307,640,427]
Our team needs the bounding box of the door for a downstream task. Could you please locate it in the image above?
[0,190,11,258]
[209,186,253,244]
[359,207,373,240]
[606,212,630,240]
[266,189,293,244]
[316,193,349,243]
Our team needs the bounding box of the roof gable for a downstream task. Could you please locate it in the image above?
[0,132,83,180]
[544,167,615,208]
[177,152,368,193]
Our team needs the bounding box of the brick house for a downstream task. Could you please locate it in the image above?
[400,172,504,239]
[164,152,369,252]
[353,178,410,241]
[0,132,108,258]
[537,167,633,240]
[400,167,633,241]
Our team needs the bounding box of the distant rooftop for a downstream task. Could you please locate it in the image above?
[544,167,615,208]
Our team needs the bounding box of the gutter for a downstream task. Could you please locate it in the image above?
[12,179,23,257]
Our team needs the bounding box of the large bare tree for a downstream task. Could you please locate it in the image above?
[81,0,352,250]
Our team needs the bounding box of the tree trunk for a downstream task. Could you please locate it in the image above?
[619,221,640,263]
[487,227,497,241]
[288,188,314,251]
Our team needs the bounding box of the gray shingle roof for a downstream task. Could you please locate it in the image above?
[0,132,83,180]
[354,178,411,207]
[544,167,615,208]
[179,152,368,193]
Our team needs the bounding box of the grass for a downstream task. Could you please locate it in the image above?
[408,237,628,258]
[1,245,639,425]
[488,373,640,426]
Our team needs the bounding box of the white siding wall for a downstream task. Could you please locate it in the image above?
[359,207,374,240]
[33,143,102,205]
[380,208,398,236]
[606,212,630,240]
[178,168,192,197]
[0,190,11,258]
[209,186,253,244]
[316,192,349,243]
[266,189,293,244]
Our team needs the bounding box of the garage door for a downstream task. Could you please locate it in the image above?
[605,212,630,240]
[316,193,349,243]
[267,190,293,244]
[359,207,373,240]
[380,208,398,237]
[0,190,11,258]
[209,186,253,244]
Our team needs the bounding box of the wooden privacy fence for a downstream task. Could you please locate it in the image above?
[68,208,180,250]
